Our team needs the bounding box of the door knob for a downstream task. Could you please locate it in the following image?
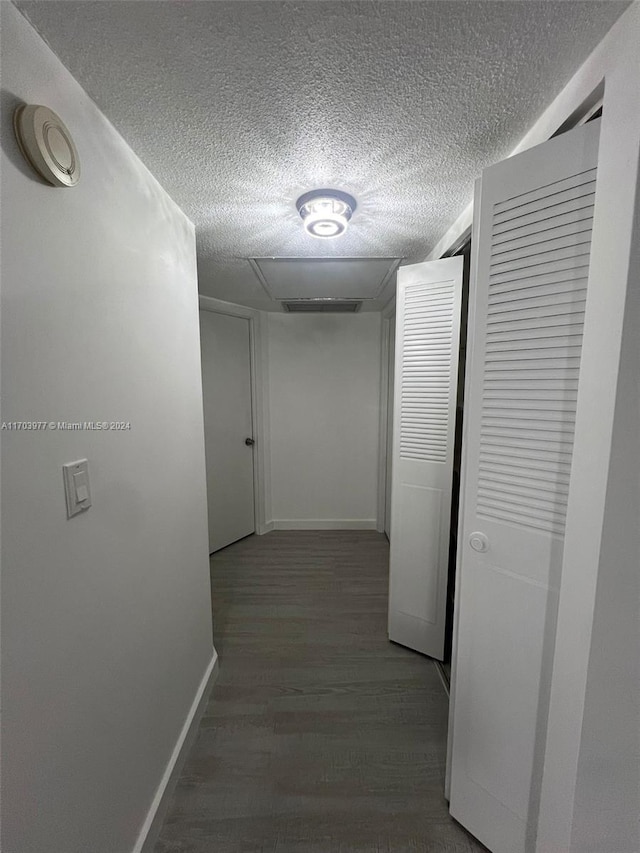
[469,532,489,552]
[245,437,255,446]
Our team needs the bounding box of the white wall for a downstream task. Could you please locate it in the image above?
[571,155,640,853]
[267,313,381,528]
[532,4,640,850]
[569,174,640,853]
[0,5,215,853]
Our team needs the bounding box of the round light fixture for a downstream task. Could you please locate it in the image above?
[296,189,356,239]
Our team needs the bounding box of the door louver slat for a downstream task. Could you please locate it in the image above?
[492,209,595,246]
[493,168,596,214]
[492,196,595,233]
[399,280,455,463]
[477,172,596,534]
[491,226,593,258]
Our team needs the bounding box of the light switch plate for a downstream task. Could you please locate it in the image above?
[63,459,92,518]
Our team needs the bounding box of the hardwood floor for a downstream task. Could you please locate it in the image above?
[155,530,485,853]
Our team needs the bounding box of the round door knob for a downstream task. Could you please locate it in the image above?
[245,437,255,446]
[469,532,489,553]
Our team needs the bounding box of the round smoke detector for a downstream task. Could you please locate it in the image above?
[13,104,80,187]
[296,189,356,238]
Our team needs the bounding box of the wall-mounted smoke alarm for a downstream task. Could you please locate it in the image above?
[13,104,80,187]
[296,189,356,238]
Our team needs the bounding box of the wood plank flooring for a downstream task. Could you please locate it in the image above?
[155,530,485,853]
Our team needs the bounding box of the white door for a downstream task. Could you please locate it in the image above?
[388,257,463,659]
[200,310,255,553]
[384,317,396,538]
[449,120,600,852]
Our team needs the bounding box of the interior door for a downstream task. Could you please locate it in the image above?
[200,310,255,553]
[388,256,463,659]
[449,120,600,852]
[384,317,396,538]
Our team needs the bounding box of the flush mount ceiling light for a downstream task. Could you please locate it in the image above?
[296,189,356,239]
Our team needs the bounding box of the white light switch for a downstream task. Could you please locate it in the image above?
[63,459,92,518]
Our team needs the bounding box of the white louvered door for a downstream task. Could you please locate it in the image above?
[449,120,600,853]
[388,256,463,659]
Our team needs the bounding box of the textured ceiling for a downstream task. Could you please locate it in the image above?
[16,0,627,310]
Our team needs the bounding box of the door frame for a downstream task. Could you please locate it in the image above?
[199,295,271,535]
[377,295,396,533]
[427,5,640,847]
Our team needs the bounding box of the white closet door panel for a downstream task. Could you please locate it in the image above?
[200,311,255,553]
[388,257,463,659]
[449,120,600,852]
[384,319,396,538]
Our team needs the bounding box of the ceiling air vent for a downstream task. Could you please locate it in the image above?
[282,299,362,313]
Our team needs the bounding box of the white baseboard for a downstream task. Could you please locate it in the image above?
[134,650,219,853]
[257,520,275,535]
[270,519,378,530]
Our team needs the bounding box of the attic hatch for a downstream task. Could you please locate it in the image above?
[282,299,362,313]
[249,257,401,305]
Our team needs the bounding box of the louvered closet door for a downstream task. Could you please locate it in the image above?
[449,120,600,853]
[388,257,463,659]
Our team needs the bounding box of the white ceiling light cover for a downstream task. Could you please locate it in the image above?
[296,190,356,238]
